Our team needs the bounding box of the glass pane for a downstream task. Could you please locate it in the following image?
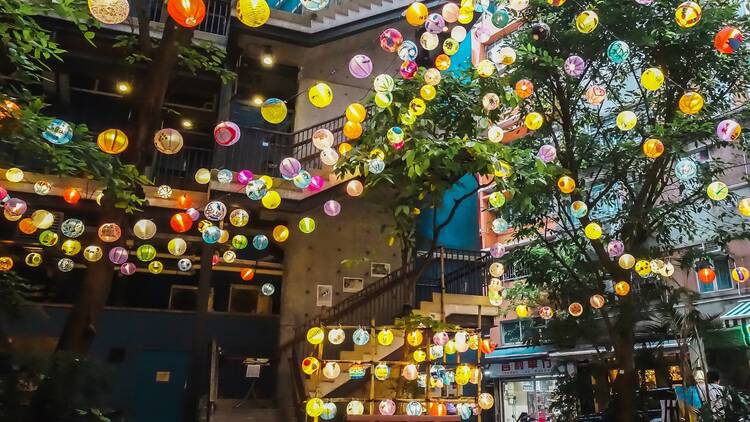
[502,321,521,345]
[714,257,733,290]
[698,277,715,293]
[502,381,534,422]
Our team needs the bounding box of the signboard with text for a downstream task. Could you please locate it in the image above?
[496,359,553,378]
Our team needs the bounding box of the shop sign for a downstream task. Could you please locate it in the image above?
[497,359,553,378]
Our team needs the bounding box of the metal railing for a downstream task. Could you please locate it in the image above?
[416,249,494,301]
[139,0,231,37]
[151,145,214,190]
[499,259,531,282]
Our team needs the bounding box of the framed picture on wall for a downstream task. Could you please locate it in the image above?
[342,277,364,293]
[316,284,333,307]
[370,262,391,278]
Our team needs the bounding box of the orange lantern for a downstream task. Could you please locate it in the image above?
[697,267,716,284]
[170,212,193,233]
[338,142,352,155]
[177,194,193,209]
[97,129,129,154]
[63,187,81,204]
[168,0,206,28]
[240,267,256,281]
[643,138,664,159]
[557,176,576,194]
[435,54,451,71]
[0,100,20,119]
[479,339,496,354]
[614,281,631,296]
[515,79,534,99]
[343,121,363,139]
[428,402,447,416]
[19,218,37,234]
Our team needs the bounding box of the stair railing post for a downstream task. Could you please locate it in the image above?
[477,305,482,422]
[440,247,446,324]
[369,318,376,415]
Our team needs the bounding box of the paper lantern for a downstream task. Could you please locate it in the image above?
[738,198,750,217]
[327,328,345,345]
[428,402,447,416]
[515,304,530,318]
[306,327,325,345]
[153,184,171,199]
[442,2,458,22]
[168,0,206,27]
[348,363,366,378]
[320,402,337,420]
[301,356,320,375]
[212,169,230,185]
[576,11,599,33]
[108,246,128,265]
[260,98,287,124]
[698,266,715,284]
[245,180,267,200]
[717,119,742,142]
[0,256,13,272]
[375,329,393,346]
[97,129,128,154]
[715,26,743,54]
[405,1,428,26]
[377,399,396,416]
[237,0,270,27]
[352,328,370,346]
[39,230,59,246]
[616,111,637,131]
[675,158,698,181]
[170,212,193,233]
[590,294,605,309]
[398,40,419,62]
[202,226,221,244]
[490,243,506,259]
[435,54,451,71]
[406,401,423,416]
[4,198,26,219]
[130,219,155,240]
[342,120,363,139]
[344,180,363,197]
[675,1,701,28]
[19,218,37,235]
[585,85,607,105]
[88,0,130,24]
[177,258,192,272]
[306,82,333,108]
[214,122,241,146]
[321,362,340,380]
[634,260,651,277]
[61,239,82,256]
[617,253,635,269]
[478,393,495,410]
[614,281,631,296]
[476,59,495,78]
[640,67,664,91]
[344,103,367,124]
[707,181,729,201]
[731,267,750,283]
[432,331,449,346]
[202,201,226,222]
[568,302,584,317]
[136,244,156,262]
[457,6,473,24]
[607,240,625,258]
[607,40,630,64]
[525,112,544,130]
[231,235,248,250]
[379,28,403,52]
[252,234,268,250]
[42,119,73,145]
[238,267,255,282]
[557,176,576,194]
[94,222,120,242]
[232,170,251,185]
[346,401,364,416]
[25,252,42,267]
[164,238,185,257]
[515,79,534,99]
[153,128,183,154]
[58,258,75,272]
[29,210,52,230]
[679,92,704,115]
[643,138,664,159]
[146,261,162,274]
[374,362,390,380]
[5,168,23,183]
[424,12,446,34]
[443,38,459,56]
[33,180,51,195]
[191,168,210,186]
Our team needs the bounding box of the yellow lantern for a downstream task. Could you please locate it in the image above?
[643,138,664,159]
[641,68,664,91]
[635,260,652,277]
[306,327,325,345]
[83,245,103,262]
[618,253,635,269]
[5,167,24,183]
[306,398,325,418]
[345,103,367,123]
[409,98,427,116]
[455,365,471,385]
[615,111,637,131]
[237,0,270,28]
[343,121,363,139]
[457,6,473,24]
[707,181,729,201]
[568,302,584,317]
[339,142,352,156]
[374,362,390,380]
[308,83,333,108]
[476,59,495,78]
[590,294,605,309]
[413,349,426,362]
[260,98,287,124]
[515,304,530,318]
[576,11,599,34]
[273,225,289,242]
[478,393,494,410]
[407,330,423,347]
[299,217,316,234]
[301,356,320,375]
[420,85,437,101]
[679,92,704,115]
[97,129,129,154]
[261,191,281,209]
[148,261,164,274]
[444,340,457,355]
[738,198,750,217]
[0,257,14,272]
[218,229,230,244]
[61,239,81,256]
[525,112,544,130]
[168,238,187,256]
[614,281,631,296]
[195,168,211,184]
[377,329,394,346]
[154,128,184,154]
[584,222,603,240]
[31,210,55,229]
[406,2,428,26]
[557,176,576,194]
[25,252,42,267]
[88,0,130,25]
[675,1,701,29]
[731,267,750,283]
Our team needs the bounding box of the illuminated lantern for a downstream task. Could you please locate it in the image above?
[156,185,173,199]
[132,219,156,240]
[88,0,130,24]
[301,356,320,375]
[443,38,459,56]
[5,168,23,183]
[147,261,162,274]
[538,144,557,163]
[715,26,743,54]
[515,80,534,99]
[167,238,187,256]
[215,169,232,185]
[402,364,418,381]
[192,168,211,185]
[731,267,750,283]
[346,180,364,197]
[108,246,128,265]
[214,121,241,146]
[412,348,426,362]
[635,260,651,277]
[312,129,334,150]
[338,143,352,155]
[442,2,459,22]
[585,85,607,105]
[428,402,447,416]
[675,1,701,28]
[576,11,599,33]
[717,119,742,142]
[269,225,289,243]
[406,401,423,416]
[537,306,554,320]
[236,170,253,185]
[327,328,345,345]
[19,218,37,235]
[30,210,53,229]
[252,234,268,250]
[679,92,704,115]
[435,54,451,71]
[306,327,325,345]
[420,32,439,51]
[641,68,664,91]
[557,176,576,194]
[227,209,248,228]
[374,92,393,109]
[39,230,59,247]
[478,393,495,410]
[614,281,631,296]
[698,266,716,284]
[136,244,156,262]
[739,198,750,217]
[34,180,52,195]
[349,54,372,79]
[58,258,75,272]
[343,121,363,139]
[94,223,121,243]
[235,268,255,283]
[452,26,467,41]
[424,13,445,34]
[487,125,504,144]
[177,258,192,272]
[237,0,270,27]
[308,175,325,192]
[480,339,496,354]
[525,112,544,130]
[345,103,367,123]
[374,362,390,380]
[590,294,605,309]
[61,239,81,256]
[154,128,183,154]
[707,181,729,201]
[616,111,637,131]
[232,235,248,249]
[373,74,395,93]
[170,212,193,233]
[432,331,449,346]
[346,401,364,416]
[202,226,221,244]
[379,399,396,416]
[172,195,191,211]
[643,138,664,159]
[564,55,586,78]
[322,362,340,380]
[25,252,42,267]
[409,98,426,116]
[571,201,588,218]
[477,60,495,78]
[608,240,625,257]
[168,0,206,28]
[305,398,326,418]
[261,191,281,210]
[405,1,428,26]
[4,198,27,218]
[0,256,13,272]
[377,329,394,346]
[42,119,73,145]
[568,302,584,317]
[619,253,636,269]
[349,363,366,378]
[204,201,227,221]
[663,262,676,277]
[97,129,128,154]
[246,179,268,200]
[319,148,339,166]
[490,243,506,259]
[221,250,236,264]
[398,42,418,63]
[260,98,287,124]
[352,328,370,346]
[457,6,473,24]
[607,40,630,64]
[308,83,334,109]
[420,85,437,101]
[515,304,530,318]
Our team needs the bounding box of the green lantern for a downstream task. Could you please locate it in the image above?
[136,244,157,262]
[232,234,249,249]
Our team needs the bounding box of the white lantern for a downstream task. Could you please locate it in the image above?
[88,0,130,25]
[133,219,157,240]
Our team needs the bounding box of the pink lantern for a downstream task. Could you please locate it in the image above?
[432,331,449,346]
[237,169,254,185]
[323,200,341,216]
[120,262,136,275]
[379,28,403,52]
[308,176,325,192]
[186,208,201,221]
[607,240,625,258]
[400,60,418,79]
[379,399,396,416]
[214,121,241,146]
[537,145,557,163]
[0,185,9,204]
[564,55,586,77]
[490,243,506,258]
[349,54,373,79]
[109,246,129,264]
[717,119,742,142]
[4,197,27,218]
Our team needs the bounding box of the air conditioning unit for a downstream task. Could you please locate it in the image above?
[168,285,214,311]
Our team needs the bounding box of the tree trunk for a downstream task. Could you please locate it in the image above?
[613,337,638,422]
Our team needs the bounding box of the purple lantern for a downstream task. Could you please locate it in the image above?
[279,157,302,180]
[120,262,136,275]
[323,199,341,216]
[490,242,506,258]
[424,13,445,34]
[4,197,27,218]
[716,119,742,141]
[400,61,418,79]
[607,240,625,258]
[108,246,129,265]
[379,28,403,53]
[564,55,586,78]
[214,121,241,146]
[236,169,254,185]
[537,145,557,163]
[308,175,325,192]
[349,54,373,79]
[186,208,200,221]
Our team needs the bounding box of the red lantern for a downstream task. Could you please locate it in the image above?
[714,26,743,54]
[479,339,497,354]
[167,0,206,28]
[240,268,255,281]
[177,194,192,209]
[170,212,193,233]
[63,187,81,204]
[698,267,716,284]
[212,254,220,265]
[428,402,447,416]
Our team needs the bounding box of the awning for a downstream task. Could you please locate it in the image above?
[720,301,750,320]
[703,326,747,349]
[483,345,554,361]
[548,341,679,358]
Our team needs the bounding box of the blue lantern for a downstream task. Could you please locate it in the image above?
[675,158,698,181]
[491,218,509,233]
[216,169,233,184]
[253,234,269,250]
[246,179,268,200]
[398,40,419,61]
[607,41,630,64]
[368,158,385,174]
[202,226,222,244]
[43,119,73,145]
[293,171,312,189]
[352,327,370,346]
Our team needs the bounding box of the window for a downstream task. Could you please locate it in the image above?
[698,256,734,293]
[501,319,535,345]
